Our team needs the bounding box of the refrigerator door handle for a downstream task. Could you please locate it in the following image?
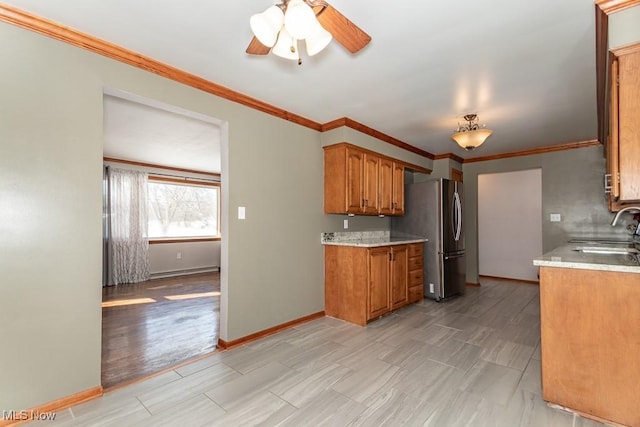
[453,192,462,241]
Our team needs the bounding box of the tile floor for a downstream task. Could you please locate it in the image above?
[30,278,606,426]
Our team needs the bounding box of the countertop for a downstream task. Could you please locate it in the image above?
[533,242,640,274]
[321,231,428,248]
[322,236,428,248]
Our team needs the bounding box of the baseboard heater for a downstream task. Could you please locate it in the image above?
[150,266,219,279]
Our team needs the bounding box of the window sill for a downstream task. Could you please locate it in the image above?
[149,237,221,244]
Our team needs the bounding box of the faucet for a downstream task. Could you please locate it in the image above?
[611,206,640,237]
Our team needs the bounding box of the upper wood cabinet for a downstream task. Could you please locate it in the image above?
[607,44,640,209]
[345,148,364,214]
[363,153,380,214]
[324,143,405,216]
[392,162,405,215]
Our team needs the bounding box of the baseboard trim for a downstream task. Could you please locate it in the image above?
[479,275,539,285]
[149,267,219,279]
[217,311,326,350]
[465,282,481,287]
[0,386,103,426]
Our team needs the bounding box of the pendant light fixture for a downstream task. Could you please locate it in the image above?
[451,114,493,151]
[249,0,333,64]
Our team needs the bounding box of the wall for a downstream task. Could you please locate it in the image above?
[609,5,640,49]
[0,20,432,411]
[430,157,462,180]
[462,145,624,284]
[149,241,220,277]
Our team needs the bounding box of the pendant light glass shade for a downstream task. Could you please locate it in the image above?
[272,27,299,60]
[451,129,493,151]
[284,0,317,39]
[451,114,492,151]
[250,5,284,48]
[305,22,332,56]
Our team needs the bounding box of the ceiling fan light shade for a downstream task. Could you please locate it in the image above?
[451,129,493,151]
[250,5,284,48]
[284,0,317,39]
[305,24,332,56]
[272,28,299,60]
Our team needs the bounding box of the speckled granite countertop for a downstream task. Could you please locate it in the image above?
[533,241,640,274]
[321,231,428,248]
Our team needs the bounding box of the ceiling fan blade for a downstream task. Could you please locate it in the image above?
[246,37,271,55]
[315,4,371,54]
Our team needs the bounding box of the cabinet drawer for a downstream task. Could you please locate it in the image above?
[409,269,423,286]
[408,243,423,257]
[408,285,423,303]
[408,256,423,271]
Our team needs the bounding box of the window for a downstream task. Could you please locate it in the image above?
[147,178,220,240]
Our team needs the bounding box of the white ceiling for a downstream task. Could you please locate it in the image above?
[5,0,599,163]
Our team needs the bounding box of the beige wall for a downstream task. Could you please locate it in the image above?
[430,157,462,180]
[149,241,220,277]
[0,20,431,411]
[608,5,640,49]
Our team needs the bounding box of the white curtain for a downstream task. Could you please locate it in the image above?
[106,168,150,285]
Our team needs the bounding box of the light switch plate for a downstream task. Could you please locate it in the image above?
[238,206,246,220]
[550,213,561,222]
[343,219,349,229]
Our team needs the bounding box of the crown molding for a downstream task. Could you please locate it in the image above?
[322,117,435,159]
[463,140,601,164]
[0,4,602,167]
[0,4,438,161]
[433,153,465,163]
[103,157,220,178]
[0,3,322,132]
[595,0,640,14]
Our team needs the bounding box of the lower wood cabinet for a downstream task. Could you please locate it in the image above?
[325,242,423,326]
[539,267,640,427]
[407,243,424,303]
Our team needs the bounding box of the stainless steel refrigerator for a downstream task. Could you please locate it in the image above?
[391,178,465,301]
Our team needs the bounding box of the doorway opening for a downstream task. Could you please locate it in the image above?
[478,168,542,282]
[101,89,224,388]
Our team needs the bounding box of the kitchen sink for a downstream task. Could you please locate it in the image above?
[574,246,639,255]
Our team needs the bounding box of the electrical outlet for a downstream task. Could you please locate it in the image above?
[429,283,435,294]
[550,213,561,222]
[238,206,246,220]
[343,219,349,229]
[177,252,182,260]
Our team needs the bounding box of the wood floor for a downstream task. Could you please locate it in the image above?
[101,272,219,388]
[44,278,605,426]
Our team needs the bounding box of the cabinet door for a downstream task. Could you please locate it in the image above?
[345,148,365,213]
[390,245,408,310]
[618,49,640,201]
[363,153,380,214]
[392,163,405,215]
[378,158,394,215]
[367,247,390,320]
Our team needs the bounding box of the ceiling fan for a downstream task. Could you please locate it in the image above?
[246,0,371,63]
